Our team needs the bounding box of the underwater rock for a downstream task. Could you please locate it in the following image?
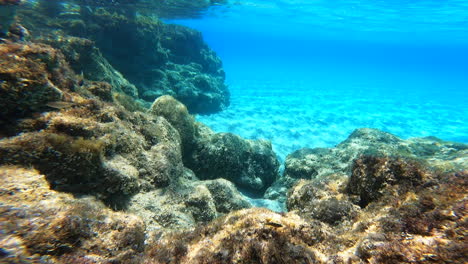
[146,208,331,264]
[346,155,428,207]
[149,97,280,195]
[2,166,466,263]
[42,36,139,97]
[126,177,251,230]
[196,178,252,213]
[267,128,467,201]
[18,5,229,114]
[284,159,467,263]
[287,179,360,225]
[0,42,76,124]
[149,95,196,160]
[0,166,146,263]
[142,62,229,114]
[0,43,187,200]
[188,123,280,194]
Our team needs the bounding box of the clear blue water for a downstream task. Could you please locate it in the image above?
[168,0,468,161]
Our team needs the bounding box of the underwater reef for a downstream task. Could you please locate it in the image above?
[16,0,229,114]
[0,2,467,264]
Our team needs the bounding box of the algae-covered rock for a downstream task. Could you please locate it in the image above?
[189,125,280,193]
[126,177,251,230]
[287,179,360,225]
[146,208,331,264]
[0,43,186,200]
[18,5,229,114]
[150,96,280,194]
[149,95,196,159]
[268,128,467,201]
[0,166,146,263]
[142,62,229,114]
[0,42,76,124]
[198,179,252,213]
[346,155,428,207]
[43,36,139,97]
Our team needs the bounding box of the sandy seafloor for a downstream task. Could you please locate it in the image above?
[197,66,468,164]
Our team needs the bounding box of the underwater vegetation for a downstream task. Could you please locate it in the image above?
[0,1,466,264]
[17,0,229,114]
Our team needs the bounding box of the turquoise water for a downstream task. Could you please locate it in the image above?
[169,0,468,161]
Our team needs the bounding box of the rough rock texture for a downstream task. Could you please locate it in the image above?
[346,155,428,207]
[0,166,146,263]
[126,177,251,231]
[18,3,230,114]
[0,42,186,202]
[266,128,467,201]
[1,163,466,263]
[200,179,252,213]
[188,123,280,193]
[2,4,467,263]
[146,208,332,264]
[43,36,139,97]
[150,96,280,194]
[0,42,76,124]
[0,41,254,232]
[287,178,360,225]
[149,95,196,160]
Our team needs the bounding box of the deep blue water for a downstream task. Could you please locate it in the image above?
[167,0,468,160]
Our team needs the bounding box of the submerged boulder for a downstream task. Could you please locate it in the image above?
[287,179,360,225]
[0,42,186,200]
[126,177,251,230]
[188,124,280,194]
[149,95,196,160]
[346,155,428,207]
[43,36,139,97]
[150,96,280,194]
[18,5,229,114]
[266,128,468,201]
[0,42,76,124]
[0,166,146,263]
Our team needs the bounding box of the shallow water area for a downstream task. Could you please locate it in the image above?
[169,0,468,161]
[0,0,467,263]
